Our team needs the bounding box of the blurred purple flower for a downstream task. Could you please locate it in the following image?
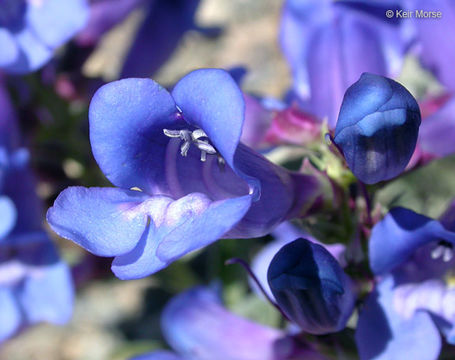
[0,0,89,74]
[130,286,327,360]
[356,204,455,359]
[0,165,73,343]
[410,0,455,91]
[280,0,406,128]
[0,238,74,342]
[47,69,321,280]
[0,79,74,342]
[76,0,207,78]
[418,95,455,159]
[239,94,273,149]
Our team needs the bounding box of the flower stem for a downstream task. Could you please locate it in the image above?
[225,257,291,321]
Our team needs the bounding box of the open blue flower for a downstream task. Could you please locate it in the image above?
[47,69,320,280]
[0,0,89,74]
[334,73,421,184]
[280,0,406,128]
[356,205,455,359]
[130,286,327,360]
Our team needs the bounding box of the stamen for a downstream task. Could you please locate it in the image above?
[431,240,454,262]
[163,128,222,163]
[444,248,454,262]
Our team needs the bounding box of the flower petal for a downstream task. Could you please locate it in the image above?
[130,351,183,360]
[0,80,21,149]
[412,0,455,91]
[76,0,144,46]
[161,286,284,360]
[0,28,19,68]
[89,78,177,194]
[2,27,52,74]
[419,96,455,158]
[19,260,74,325]
[0,287,21,342]
[369,207,455,275]
[227,144,321,237]
[0,196,16,240]
[171,69,245,169]
[113,193,252,279]
[121,0,200,78]
[47,186,150,257]
[355,276,441,360]
[26,0,89,49]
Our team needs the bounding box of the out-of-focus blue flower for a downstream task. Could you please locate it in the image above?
[0,80,74,342]
[76,0,206,78]
[355,204,455,359]
[280,0,406,128]
[334,73,421,184]
[130,286,327,360]
[410,0,455,91]
[418,96,455,159]
[356,276,441,360]
[47,69,321,280]
[267,238,355,335]
[0,0,89,74]
[0,164,73,343]
[0,238,74,342]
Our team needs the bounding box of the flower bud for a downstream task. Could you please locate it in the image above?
[267,238,355,335]
[334,73,421,184]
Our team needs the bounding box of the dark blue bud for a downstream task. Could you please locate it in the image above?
[334,73,421,184]
[267,238,355,335]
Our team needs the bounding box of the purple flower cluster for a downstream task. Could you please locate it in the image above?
[0,81,73,342]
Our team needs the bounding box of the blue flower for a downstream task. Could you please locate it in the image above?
[0,238,74,343]
[355,205,455,359]
[0,81,74,342]
[418,95,455,159]
[334,73,421,184]
[0,0,89,74]
[0,164,73,343]
[410,0,455,92]
[130,286,326,360]
[47,69,321,280]
[76,0,214,78]
[267,238,355,335]
[280,0,407,128]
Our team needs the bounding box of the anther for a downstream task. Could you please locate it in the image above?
[163,128,221,163]
[431,241,454,262]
